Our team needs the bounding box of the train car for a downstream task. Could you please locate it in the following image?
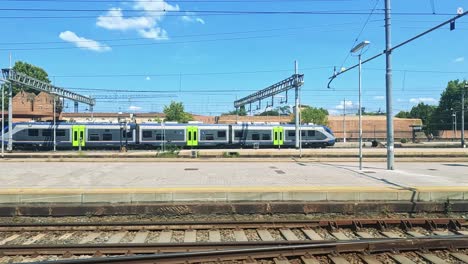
[138,123,229,148]
[2,122,334,150]
[231,124,335,148]
[2,122,136,149]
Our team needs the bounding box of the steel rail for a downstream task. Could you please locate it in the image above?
[22,236,468,264]
[0,218,463,232]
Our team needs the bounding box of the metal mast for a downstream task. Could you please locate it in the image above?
[385,0,394,170]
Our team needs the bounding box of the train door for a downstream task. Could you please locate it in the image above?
[186,126,198,147]
[72,125,86,147]
[273,127,284,146]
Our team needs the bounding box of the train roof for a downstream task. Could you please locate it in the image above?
[12,122,330,129]
[13,122,136,126]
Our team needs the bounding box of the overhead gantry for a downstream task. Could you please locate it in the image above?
[1,68,95,151]
[234,63,304,149]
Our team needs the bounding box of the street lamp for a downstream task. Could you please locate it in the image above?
[351,40,370,171]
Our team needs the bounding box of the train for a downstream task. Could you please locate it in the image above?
[1,122,336,149]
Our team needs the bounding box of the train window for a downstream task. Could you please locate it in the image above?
[252,134,260,140]
[102,134,113,141]
[262,134,271,140]
[105,129,110,132]
[42,129,52,137]
[89,134,100,141]
[165,129,184,141]
[301,131,306,137]
[308,130,316,137]
[155,134,164,140]
[56,130,66,137]
[205,134,214,140]
[122,130,132,138]
[235,131,244,138]
[217,131,226,138]
[288,131,295,137]
[315,131,327,140]
[143,131,153,138]
[28,129,39,137]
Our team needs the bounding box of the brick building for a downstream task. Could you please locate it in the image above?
[1,91,60,122]
[217,114,422,141]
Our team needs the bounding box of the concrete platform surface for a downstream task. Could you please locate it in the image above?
[0,161,467,204]
[1,148,467,160]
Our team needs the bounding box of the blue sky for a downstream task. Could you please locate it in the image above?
[0,0,467,116]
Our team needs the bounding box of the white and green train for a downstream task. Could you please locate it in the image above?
[1,122,335,149]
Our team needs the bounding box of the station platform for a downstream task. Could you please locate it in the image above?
[1,148,467,160]
[0,161,466,204]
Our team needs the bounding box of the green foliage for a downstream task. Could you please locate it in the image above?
[293,106,328,125]
[223,151,240,158]
[400,138,408,143]
[409,102,436,126]
[222,105,247,116]
[429,80,467,131]
[12,61,51,96]
[256,106,291,116]
[2,61,55,110]
[163,101,193,123]
[257,110,280,116]
[395,111,411,118]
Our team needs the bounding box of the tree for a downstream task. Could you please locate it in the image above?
[409,102,436,126]
[222,105,247,116]
[12,61,51,96]
[2,61,54,110]
[163,101,193,123]
[257,110,280,116]
[256,106,291,116]
[395,111,411,118]
[429,80,467,131]
[294,106,328,125]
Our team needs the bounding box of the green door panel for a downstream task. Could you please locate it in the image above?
[273,127,284,146]
[186,126,198,146]
[72,125,86,147]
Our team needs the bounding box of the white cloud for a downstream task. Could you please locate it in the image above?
[128,105,142,111]
[453,57,465,63]
[145,76,151,81]
[373,95,385,100]
[59,31,111,52]
[335,100,354,110]
[96,0,179,40]
[181,12,205,24]
[409,97,437,104]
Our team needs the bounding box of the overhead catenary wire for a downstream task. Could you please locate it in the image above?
[338,0,381,71]
[0,22,366,46]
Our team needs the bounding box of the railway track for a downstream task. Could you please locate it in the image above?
[0,218,467,263]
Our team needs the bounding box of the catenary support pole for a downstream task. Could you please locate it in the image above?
[343,97,346,143]
[385,0,394,170]
[295,60,300,149]
[1,79,4,158]
[7,54,12,152]
[53,94,56,152]
[462,82,466,148]
[358,54,363,170]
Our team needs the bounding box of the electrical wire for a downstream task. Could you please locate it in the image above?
[0,22,362,46]
[338,0,380,72]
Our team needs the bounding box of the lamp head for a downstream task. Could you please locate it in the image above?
[351,40,370,54]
